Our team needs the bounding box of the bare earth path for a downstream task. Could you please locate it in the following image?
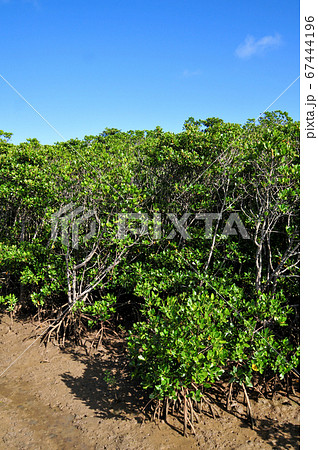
[0,314,299,449]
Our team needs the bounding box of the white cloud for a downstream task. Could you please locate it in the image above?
[182,69,202,78]
[235,33,282,59]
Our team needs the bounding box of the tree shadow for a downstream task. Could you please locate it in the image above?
[239,418,300,449]
[59,340,299,448]
[198,382,299,449]
[59,336,147,422]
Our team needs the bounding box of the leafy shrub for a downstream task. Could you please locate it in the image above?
[0,293,18,313]
[127,290,228,401]
[0,112,299,433]
[127,283,299,432]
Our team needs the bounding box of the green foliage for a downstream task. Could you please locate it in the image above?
[0,293,18,312]
[0,112,299,407]
[74,294,116,328]
[127,291,228,400]
[127,285,298,401]
[103,369,116,385]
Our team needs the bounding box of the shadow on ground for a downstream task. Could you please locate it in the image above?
[59,336,300,448]
[239,418,300,449]
[59,336,147,422]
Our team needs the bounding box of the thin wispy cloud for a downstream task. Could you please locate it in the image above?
[182,69,202,78]
[235,33,282,59]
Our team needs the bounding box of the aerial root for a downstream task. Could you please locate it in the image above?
[164,397,169,422]
[201,391,220,418]
[148,386,219,436]
[183,388,188,437]
[40,308,72,346]
[242,383,255,429]
[227,382,233,411]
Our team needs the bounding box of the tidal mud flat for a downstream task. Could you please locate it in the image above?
[0,315,299,449]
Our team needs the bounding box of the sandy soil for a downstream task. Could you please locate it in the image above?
[0,314,299,449]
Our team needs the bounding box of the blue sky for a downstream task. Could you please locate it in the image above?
[0,0,299,144]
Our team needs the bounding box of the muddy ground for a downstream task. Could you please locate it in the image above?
[0,314,299,449]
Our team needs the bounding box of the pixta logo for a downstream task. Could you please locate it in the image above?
[51,203,96,249]
[117,212,250,240]
[51,206,250,249]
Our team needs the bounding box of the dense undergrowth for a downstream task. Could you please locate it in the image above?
[0,111,299,434]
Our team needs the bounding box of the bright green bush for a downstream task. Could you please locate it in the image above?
[127,285,298,400]
[0,113,299,431]
[127,290,229,401]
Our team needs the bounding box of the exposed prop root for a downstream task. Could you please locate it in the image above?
[37,305,113,348]
[164,397,169,422]
[242,383,255,429]
[227,382,233,411]
[147,385,219,436]
[39,306,84,346]
[183,388,188,437]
